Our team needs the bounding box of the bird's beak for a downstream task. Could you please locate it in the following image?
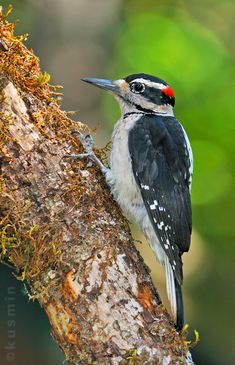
[81,77,120,95]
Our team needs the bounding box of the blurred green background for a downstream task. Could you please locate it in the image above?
[0,0,235,364]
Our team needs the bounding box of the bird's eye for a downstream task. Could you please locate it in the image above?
[130,82,145,93]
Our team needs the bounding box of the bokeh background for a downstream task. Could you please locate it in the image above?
[1,1,235,364]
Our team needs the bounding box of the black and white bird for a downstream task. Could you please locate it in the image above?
[78,73,193,331]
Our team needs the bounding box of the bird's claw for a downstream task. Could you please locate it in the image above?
[71,130,94,155]
[64,130,106,171]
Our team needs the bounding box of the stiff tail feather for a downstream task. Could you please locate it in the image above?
[174,277,184,331]
[165,256,184,331]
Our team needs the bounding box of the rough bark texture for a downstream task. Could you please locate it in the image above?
[0,8,194,365]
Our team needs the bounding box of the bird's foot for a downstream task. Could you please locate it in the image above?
[65,130,107,173]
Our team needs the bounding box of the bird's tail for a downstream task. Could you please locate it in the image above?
[165,257,184,331]
[174,277,184,331]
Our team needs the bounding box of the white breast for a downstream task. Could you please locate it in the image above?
[108,114,144,221]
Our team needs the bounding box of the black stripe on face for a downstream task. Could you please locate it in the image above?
[133,102,155,113]
[143,87,175,107]
[118,94,153,113]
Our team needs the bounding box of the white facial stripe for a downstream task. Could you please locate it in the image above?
[130,78,166,90]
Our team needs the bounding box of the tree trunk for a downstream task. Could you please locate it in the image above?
[0,9,194,365]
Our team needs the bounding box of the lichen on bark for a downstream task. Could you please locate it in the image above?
[0,6,194,365]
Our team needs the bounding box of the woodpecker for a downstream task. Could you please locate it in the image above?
[78,74,193,331]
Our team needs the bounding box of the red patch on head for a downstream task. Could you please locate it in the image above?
[162,86,175,98]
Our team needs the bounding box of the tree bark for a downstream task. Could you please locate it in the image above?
[0,9,194,365]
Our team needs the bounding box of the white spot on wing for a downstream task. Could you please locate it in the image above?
[157,221,164,230]
[141,184,150,190]
[149,200,159,210]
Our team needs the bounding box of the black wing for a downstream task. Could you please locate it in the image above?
[128,114,192,284]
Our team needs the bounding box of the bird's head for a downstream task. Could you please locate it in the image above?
[81,73,175,116]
